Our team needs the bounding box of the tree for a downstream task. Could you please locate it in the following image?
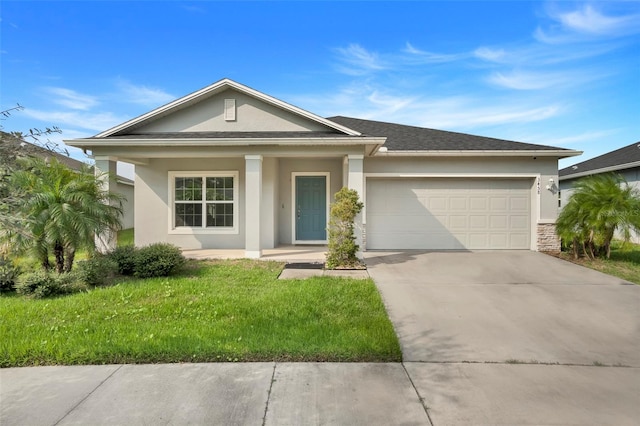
[3,156,124,273]
[1,105,64,239]
[326,187,364,269]
[556,173,640,259]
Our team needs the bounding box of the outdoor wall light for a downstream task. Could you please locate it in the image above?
[546,178,556,191]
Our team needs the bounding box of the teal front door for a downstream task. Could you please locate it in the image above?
[295,176,327,241]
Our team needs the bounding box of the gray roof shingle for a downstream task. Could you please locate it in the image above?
[328,116,572,152]
[559,141,640,178]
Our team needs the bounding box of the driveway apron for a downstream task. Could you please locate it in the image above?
[365,250,640,425]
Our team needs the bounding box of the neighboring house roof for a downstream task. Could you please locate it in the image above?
[559,141,640,180]
[329,116,576,155]
[1,131,87,171]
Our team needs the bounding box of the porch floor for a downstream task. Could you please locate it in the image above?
[182,245,328,263]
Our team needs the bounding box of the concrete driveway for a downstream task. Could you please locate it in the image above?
[365,250,640,425]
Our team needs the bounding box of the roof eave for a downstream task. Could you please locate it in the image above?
[559,160,640,181]
[375,149,583,158]
[65,136,386,148]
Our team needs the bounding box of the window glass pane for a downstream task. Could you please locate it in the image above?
[175,203,202,227]
[206,176,234,201]
[206,203,234,227]
[176,177,202,201]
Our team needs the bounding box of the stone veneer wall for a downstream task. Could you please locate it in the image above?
[537,223,560,252]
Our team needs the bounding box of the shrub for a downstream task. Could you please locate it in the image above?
[76,254,118,286]
[108,245,137,275]
[133,243,186,278]
[16,271,82,298]
[0,256,20,292]
[326,187,364,269]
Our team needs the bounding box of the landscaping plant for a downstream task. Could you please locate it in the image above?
[557,173,640,259]
[326,187,364,269]
[2,156,123,273]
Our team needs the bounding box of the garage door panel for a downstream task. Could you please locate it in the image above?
[366,178,531,250]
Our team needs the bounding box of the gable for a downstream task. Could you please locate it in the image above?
[131,88,333,134]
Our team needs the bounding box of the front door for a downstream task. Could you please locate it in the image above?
[295,176,327,241]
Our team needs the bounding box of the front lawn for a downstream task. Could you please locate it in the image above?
[558,241,640,284]
[0,260,401,366]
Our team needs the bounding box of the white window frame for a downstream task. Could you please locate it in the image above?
[168,171,239,235]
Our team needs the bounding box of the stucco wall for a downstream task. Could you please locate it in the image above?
[135,157,246,249]
[134,89,329,134]
[277,158,344,245]
[116,181,134,230]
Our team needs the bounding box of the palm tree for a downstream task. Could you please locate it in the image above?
[557,173,640,259]
[3,157,123,273]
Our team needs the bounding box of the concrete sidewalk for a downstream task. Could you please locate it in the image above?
[3,362,639,425]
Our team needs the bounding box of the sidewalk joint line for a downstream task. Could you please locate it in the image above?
[53,364,123,426]
[261,362,277,426]
[401,362,435,426]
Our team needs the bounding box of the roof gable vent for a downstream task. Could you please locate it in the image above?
[224,99,236,121]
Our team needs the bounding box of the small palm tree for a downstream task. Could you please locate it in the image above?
[557,173,640,259]
[3,157,123,272]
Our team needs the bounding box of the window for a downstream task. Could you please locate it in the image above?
[170,172,238,233]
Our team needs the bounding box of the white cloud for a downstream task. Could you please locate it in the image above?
[44,87,99,110]
[557,4,640,36]
[334,44,387,75]
[404,42,468,63]
[23,108,127,132]
[536,3,640,43]
[473,47,506,62]
[115,80,175,107]
[486,69,604,91]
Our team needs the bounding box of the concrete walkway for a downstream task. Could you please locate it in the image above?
[3,361,639,425]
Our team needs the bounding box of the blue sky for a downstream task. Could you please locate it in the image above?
[2,0,639,176]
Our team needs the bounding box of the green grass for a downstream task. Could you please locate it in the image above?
[117,228,134,246]
[0,259,401,366]
[559,241,640,284]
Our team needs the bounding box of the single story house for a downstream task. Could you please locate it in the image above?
[559,141,640,243]
[66,78,580,257]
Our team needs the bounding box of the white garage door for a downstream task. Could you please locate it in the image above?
[366,178,532,250]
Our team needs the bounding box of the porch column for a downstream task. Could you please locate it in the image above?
[347,155,365,254]
[245,155,263,258]
[94,156,118,253]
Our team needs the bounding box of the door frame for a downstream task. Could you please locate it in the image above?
[291,172,330,245]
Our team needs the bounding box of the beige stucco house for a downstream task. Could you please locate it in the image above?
[66,78,580,257]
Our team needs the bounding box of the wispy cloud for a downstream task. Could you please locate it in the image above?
[334,44,388,75]
[535,3,640,43]
[404,42,468,63]
[486,69,605,91]
[44,87,99,110]
[115,80,175,107]
[23,108,127,132]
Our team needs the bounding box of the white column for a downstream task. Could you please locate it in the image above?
[245,155,263,258]
[94,156,118,253]
[347,155,365,255]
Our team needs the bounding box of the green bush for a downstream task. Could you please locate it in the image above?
[0,256,20,293]
[326,187,364,269]
[133,243,186,278]
[76,254,118,286]
[16,271,82,298]
[108,245,137,275]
